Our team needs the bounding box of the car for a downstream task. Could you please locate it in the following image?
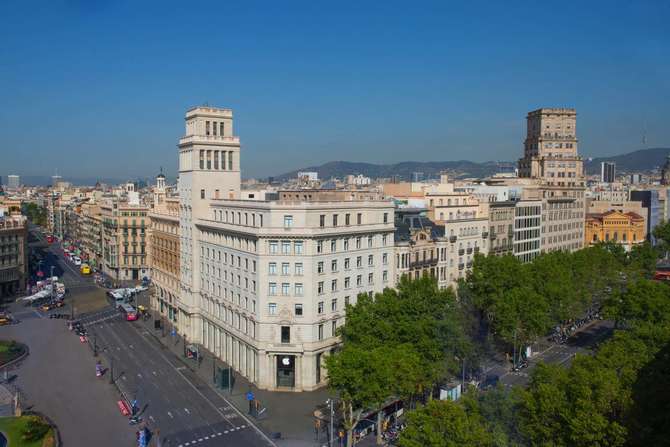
[73,257,82,266]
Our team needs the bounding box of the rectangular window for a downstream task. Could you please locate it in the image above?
[343,239,349,251]
[333,214,338,226]
[281,241,291,254]
[282,283,290,296]
[318,281,324,294]
[345,213,350,226]
[281,262,289,275]
[383,270,388,282]
[382,235,388,246]
[368,254,374,266]
[206,150,212,169]
[295,263,304,275]
[368,272,374,284]
[331,298,337,311]
[269,282,277,295]
[294,241,303,254]
[383,212,388,224]
[199,150,205,169]
[356,237,361,249]
[332,320,337,337]
[228,151,233,170]
[269,241,278,254]
[357,213,362,225]
[319,215,325,227]
[344,277,350,289]
[356,275,362,286]
[356,256,362,268]
[368,235,373,247]
[318,301,324,314]
[344,258,350,270]
[295,304,303,316]
[220,122,224,136]
[382,253,388,265]
[214,151,219,169]
[331,259,337,272]
[330,239,337,252]
[331,279,337,292]
[281,326,290,344]
[269,303,277,315]
[317,262,324,274]
[318,324,324,341]
[200,189,205,199]
[269,262,277,275]
[284,215,293,228]
[317,241,323,254]
[295,283,304,296]
[206,120,211,135]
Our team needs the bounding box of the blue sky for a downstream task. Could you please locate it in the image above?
[1,0,668,180]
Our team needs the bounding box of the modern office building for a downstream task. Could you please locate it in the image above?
[600,162,616,183]
[175,106,395,391]
[6,175,20,190]
[630,190,661,243]
[518,108,585,253]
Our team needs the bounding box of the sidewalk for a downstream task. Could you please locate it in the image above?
[134,294,332,446]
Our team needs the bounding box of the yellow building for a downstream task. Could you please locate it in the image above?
[585,210,646,251]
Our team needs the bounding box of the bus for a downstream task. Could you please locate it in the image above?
[119,303,138,321]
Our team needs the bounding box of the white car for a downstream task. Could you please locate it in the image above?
[73,257,82,266]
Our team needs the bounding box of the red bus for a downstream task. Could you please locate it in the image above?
[119,304,138,321]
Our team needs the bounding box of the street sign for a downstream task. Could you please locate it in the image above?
[246,391,254,401]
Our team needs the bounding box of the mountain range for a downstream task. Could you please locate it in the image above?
[275,147,670,181]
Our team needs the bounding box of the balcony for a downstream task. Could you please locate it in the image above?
[458,263,464,270]
[458,249,464,256]
[466,248,473,254]
[490,232,497,240]
[482,231,489,239]
[466,261,473,268]
[449,235,457,243]
[474,247,480,253]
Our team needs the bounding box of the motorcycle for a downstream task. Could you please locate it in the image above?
[129,415,142,425]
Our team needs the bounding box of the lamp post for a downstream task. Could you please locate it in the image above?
[325,398,334,447]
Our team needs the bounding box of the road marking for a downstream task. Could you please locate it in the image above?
[204,436,209,440]
[137,373,142,378]
[184,407,190,414]
[149,415,155,422]
[152,371,157,376]
[167,411,173,418]
[217,432,222,436]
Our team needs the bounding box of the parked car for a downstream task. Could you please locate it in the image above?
[73,257,82,266]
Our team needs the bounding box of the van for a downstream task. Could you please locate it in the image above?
[119,303,138,321]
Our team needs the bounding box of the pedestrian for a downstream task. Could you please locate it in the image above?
[314,418,321,441]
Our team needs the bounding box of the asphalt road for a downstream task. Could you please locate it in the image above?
[18,226,272,447]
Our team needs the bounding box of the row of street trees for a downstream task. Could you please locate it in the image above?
[327,221,670,446]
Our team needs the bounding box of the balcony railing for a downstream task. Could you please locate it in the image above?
[458,249,465,256]
[458,263,464,270]
[449,235,457,243]
[482,231,489,238]
[466,248,473,254]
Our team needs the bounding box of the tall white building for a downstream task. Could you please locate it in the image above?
[7,175,19,189]
[177,107,395,391]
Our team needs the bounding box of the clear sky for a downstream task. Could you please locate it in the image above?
[1,0,668,180]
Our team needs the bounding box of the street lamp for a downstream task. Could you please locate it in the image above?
[325,399,334,447]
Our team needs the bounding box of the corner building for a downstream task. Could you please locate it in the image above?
[518,108,585,253]
[178,107,395,391]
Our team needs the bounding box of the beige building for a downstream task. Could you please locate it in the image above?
[0,211,28,298]
[176,107,395,391]
[518,108,586,253]
[585,211,646,251]
[149,172,182,332]
[489,202,514,256]
[101,199,150,281]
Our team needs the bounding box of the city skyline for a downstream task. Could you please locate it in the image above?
[2,1,669,179]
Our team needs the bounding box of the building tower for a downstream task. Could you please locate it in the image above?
[518,108,586,252]
[661,156,670,186]
[601,162,616,183]
[153,168,166,206]
[178,106,241,340]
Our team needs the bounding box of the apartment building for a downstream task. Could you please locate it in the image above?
[394,208,449,287]
[0,212,27,298]
[176,107,395,391]
[488,202,514,256]
[101,199,150,281]
[149,182,181,331]
[518,108,586,253]
[79,202,103,270]
[513,200,542,263]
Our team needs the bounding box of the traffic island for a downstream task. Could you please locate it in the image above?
[0,340,28,368]
[0,414,57,447]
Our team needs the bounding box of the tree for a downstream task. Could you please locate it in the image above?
[604,279,670,329]
[398,399,493,447]
[652,220,670,258]
[626,242,659,278]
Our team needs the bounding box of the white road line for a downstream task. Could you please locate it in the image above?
[167,411,173,418]
[149,415,155,422]
[184,407,190,414]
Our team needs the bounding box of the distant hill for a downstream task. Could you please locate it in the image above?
[275,147,670,181]
[275,160,512,181]
[584,147,670,174]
